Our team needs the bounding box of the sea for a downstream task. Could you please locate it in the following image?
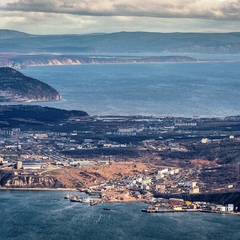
[15,57,240,118]
[0,190,240,240]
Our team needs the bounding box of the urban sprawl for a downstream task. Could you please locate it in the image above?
[1,115,240,214]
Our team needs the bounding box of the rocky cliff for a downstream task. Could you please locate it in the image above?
[0,67,61,102]
[0,171,65,188]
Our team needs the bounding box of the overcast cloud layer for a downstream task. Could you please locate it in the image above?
[0,0,239,34]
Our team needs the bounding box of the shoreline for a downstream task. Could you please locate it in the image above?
[8,56,240,70]
[1,187,240,216]
[0,103,239,119]
[141,209,240,215]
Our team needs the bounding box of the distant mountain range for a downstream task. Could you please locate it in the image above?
[0,30,239,68]
[0,67,61,102]
[0,30,240,54]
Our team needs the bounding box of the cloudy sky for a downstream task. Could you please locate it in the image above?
[0,0,239,34]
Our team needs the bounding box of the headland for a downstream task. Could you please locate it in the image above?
[0,67,61,102]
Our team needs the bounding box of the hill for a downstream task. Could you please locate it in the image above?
[0,29,33,39]
[0,105,88,128]
[0,30,240,54]
[0,67,61,102]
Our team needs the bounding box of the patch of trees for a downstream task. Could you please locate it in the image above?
[159,140,240,164]
[62,147,140,158]
[107,135,158,144]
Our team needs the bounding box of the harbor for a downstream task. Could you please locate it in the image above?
[2,189,240,240]
[140,197,239,215]
[63,191,240,216]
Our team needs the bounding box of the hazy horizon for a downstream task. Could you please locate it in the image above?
[0,0,240,35]
[2,28,240,36]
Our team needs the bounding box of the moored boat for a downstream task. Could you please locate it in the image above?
[69,195,82,203]
[103,207,111,211]
[64,194,70,199]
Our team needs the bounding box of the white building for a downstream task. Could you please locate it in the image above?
[201,138,209,144]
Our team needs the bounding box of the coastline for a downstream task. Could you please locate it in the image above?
[141,208,240,215]
[1,187,240,215]
[3,55,239,70]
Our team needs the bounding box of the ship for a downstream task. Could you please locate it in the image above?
[69,196,82,203]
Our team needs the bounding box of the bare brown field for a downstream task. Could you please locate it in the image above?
[50,162,151,188]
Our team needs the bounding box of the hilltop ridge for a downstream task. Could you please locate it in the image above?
[0,29,34,39]
[0,30,240,54]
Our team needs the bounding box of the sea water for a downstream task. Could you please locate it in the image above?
[0,190,240,240]
[19,59,240,117]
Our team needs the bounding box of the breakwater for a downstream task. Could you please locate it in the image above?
[154,191,240,210]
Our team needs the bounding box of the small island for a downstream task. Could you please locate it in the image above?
[0,67,61,102]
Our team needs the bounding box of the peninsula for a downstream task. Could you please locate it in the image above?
[0,67,61,102]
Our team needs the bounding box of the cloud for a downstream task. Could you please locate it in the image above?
[1,0,240,20]
[221,0,240,18]
[0,0,239,34]
[0,10,238,35]
[0,11,98,34]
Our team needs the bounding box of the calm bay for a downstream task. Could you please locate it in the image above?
[19,59,240,117]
